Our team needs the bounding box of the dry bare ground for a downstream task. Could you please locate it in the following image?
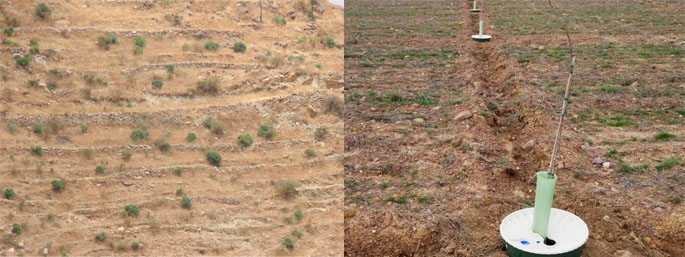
[344,0,683,256]
[0,0,343,255]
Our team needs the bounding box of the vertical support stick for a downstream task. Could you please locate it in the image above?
[479,20,483,36]
[473,0,477,9]
[547,56,575,175]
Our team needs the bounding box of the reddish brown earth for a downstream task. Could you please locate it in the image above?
[344,0,683,256]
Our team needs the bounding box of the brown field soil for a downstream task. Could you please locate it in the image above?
[0,0,343,256]
[344,0,683,256]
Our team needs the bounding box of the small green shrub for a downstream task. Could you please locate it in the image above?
[134,36,146,47]
[181,196,192,209]
[186,132,197,142]
[30,146,43,156]
[165,14,182,26]
[237,134,253,147]
[51,179,64,192]
[95,165,106,174]
[291,229,302,238]
[30,46,40,54]
[121,149,132,161]
[233,41,246,53]
[305,149,316,158]
[325,96,343,117]
[282,237,294,249]
[95,232,107,241]
[131,129,149,141]
[132,242,140,250]
[275,180,299,199]
[205,151,222,166]
[4,188,16,199]
[28,79,39,87]
[97,34,119,50]
[124,204,140,217]
[654,131,675,141]
[204,41,220,51]
[196,77,221,95]
[325,37,336,48]
[257,125,275,139]
[283,216,293,224]
[3,27,14,36]
[273,16,286,25]
[157,141,171,152]
[174,167,183,176]
[34,3,52,19]
[656,157,680,171]
[314,127,328,141]
[133,45,143,55]
[294,209,303,222]
[176,188,184,196]
[151,79,163,89]
[12,223,22,234]
[16,55,30,68]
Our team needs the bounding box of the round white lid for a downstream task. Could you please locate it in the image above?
[471,35,491,39]
[500,208,589,254]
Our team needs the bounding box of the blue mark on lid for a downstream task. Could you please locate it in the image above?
[520,241,530,245]
[536,241,540,244]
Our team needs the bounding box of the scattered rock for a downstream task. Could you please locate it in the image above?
[653,207,664,213]
[18,241,24,248]
[8,248,14,254]
[614,250,632,257]
[592,157,603,165]
[454,110,473,121]
[556,160,565,169]
[602,162,611,168]
[413,118,424,123]
[344,207,357,219]
[56,135,71,142]
[121,181,133,186]
[603,215,610,221]
[538,45,545,51]
[523,140,535,150]
[43,247,48,255]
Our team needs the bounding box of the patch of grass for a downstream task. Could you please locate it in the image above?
[305,149,316,158]
[97,34,119,50]
[205,151,222,166]
[418,195,435,203]
[275,180,299,199]
[202,118,225,135]
[618,163,649,173]
[233,41,246,53]
[656,157,680,171]
[133,45,143,55]
[124,204,140,217]
[151,78,163,89]
[95,232,107,241]
[51,179,65,192]
[595,85,626,94]
[174,167,183,176]
[4,188,16,199]
[30,146,43,156]
[654,131,675,141]
[181,196,192,209]
[237,134,253,147]
[16,55,30,68]
[282,237,294,249]
[204,41,220,51]
[314,127,328,141]
[176,188,184,196]
[257,125,275,139]
[34,3,52,19]
[413,93,435,105]
[598,115,634,127]
[156,140,171,152]
[131,129,149,141]
[272,16,287,25]
[325,37,336,48]
[385,195,408,204]
[380,181,389,190]
[186,132,197,142]
[12,223,21,234]
[291,229,303,238]
[121,149,132,161]
[134,36,146,48]
[283,216,293,224]
[294,208,303,222]
[196,77,220,95]
[132,242,141,250]
[670,196,683,205]
[95,165,106,174]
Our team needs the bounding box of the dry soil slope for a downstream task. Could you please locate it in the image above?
[0,0,343,256]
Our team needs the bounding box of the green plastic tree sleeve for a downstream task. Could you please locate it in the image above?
[532,171,557,239]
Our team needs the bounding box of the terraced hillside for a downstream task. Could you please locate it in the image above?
[344,0,683,256]
[0,0,343,256]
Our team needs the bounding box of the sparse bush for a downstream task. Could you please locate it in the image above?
[156,141,171,152]
[124,204,140,217]
[134,36,146,48]
[294,209,303,222]
[275,180,299,199]
[51,179,64,192]
[132,242,140,250]
[165,14,182,26]
[196,77,220,95]
[30,146,43,156]
[654,131,675,141]
[237,134,253,147]
[176,188,184,196]
[95,165,106,174]
[151,78,163,89]
[305,149,316,158]
[131,129,149,141]
[205,151,222,166]
[16,55,30,68]
[83,74,96,84]
[283,216,293,224]
[174,167,183,176]
[186,132,197,142]
[202,118,225,135]
[3,27,14,36]
[233,41,246,53]
[257,125,275,140]
[34,3,52,20]
[181,196,192,209]
[272,16,286,25]
[291,229,302,238]
[4,188,15,199]
[325,37,336,48]
[204,41,220,51]
[121,149,132,161]
[12,223,22,234]
[97,34,119,50]
[95,232,107,241]
[314,127,327,141]
[325,96,343,117]
[133,45,143,55]
[269,55,284,67]
[282,237,294,249]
